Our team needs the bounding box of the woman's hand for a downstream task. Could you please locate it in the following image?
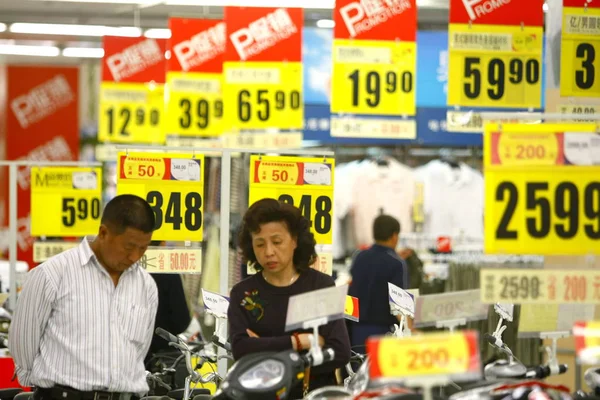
[293,333,325,351]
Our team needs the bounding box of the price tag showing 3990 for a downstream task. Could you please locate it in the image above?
[481,268,600,304]
[249,155,335,245]
[117,152,205,241]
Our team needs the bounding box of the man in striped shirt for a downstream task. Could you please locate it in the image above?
[9,194,159,400]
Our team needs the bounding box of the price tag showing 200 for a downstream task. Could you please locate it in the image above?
[116,152,205,241]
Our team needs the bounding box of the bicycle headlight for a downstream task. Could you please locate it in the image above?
[237,359,285,390]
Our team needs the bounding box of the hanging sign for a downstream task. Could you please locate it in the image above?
[30,167,102,237]
[484,122,600,255]
[561,0,600,97]
[367,331,481,381]
[116,152,205,241]
[166,18,225,138]
[248,155,334,245]
[330,0,417,139]
[99,37,167,144]
[33,241,79,263]
[223,7,303,132]
[519,304,595,335]
[481,268,600,304]
[447,0,544,109]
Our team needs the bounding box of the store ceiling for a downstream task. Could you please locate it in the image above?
[0,0,450,63]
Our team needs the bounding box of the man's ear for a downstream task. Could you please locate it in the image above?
[97,224,109,239]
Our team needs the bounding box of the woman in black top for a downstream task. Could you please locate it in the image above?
[228,198,351,398]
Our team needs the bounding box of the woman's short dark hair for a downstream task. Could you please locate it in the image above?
[238,198,317,273]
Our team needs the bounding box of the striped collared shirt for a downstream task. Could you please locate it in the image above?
[9,238,158,394]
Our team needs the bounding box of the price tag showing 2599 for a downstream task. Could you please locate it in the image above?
[249,155,334,245]
[117,152,205,241]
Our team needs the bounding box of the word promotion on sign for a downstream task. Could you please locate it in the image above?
[223,7,303,131]
[165,18,225,137]
[447,0,544,109]
[99,37,167,144]
[367,331,481,381]
[31,167,103,237]
[481,268,600,304]
[561,0,600,97]
[331,0,417,139]
[117,152,205,241]
[249,155,334,245]
[484,123,600,255]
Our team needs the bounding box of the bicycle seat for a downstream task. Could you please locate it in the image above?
[0,389,23,400]
[13,393,33,400]
[167,388,211,399]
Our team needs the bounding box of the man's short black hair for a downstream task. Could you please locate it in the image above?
[101,194,156,234]
[373,214,401,242]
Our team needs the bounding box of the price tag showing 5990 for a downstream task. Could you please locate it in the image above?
[481,269,600,304]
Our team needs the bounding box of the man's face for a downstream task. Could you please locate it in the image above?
[98,225,152,273]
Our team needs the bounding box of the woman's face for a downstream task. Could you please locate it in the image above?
[251,221,297,274]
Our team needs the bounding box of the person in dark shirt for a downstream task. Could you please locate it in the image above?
[348,214,410,353]
[145,240,192,368]
[228,198,351,399]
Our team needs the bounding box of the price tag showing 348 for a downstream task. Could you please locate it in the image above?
[249,155,335,245]
[117,152,205,241]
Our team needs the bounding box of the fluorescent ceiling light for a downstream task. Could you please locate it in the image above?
[9,23,142,37]
[0,23,6,33]
[0,44,60,57]
[63,47,104,58]
[316,19,335,28]
[145,28,171,39]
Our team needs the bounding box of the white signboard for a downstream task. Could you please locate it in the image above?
[285,284,348,331]
[494,303,514,322]
[415,289,489,327]
[201,289,230,319]
[388,282,415,318]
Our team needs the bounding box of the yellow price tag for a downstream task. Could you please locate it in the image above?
[31,167,102,237]
[99,82,164,144]
[331,39,416,116]
[448,24,543,109]
[248,155,334,245]
[33,241,79,263]
[344,295,359,322]
[165,72,223,137]
[117,152,205,241]
[139,248,202,274]
[559,103,599,122]
[484,123,600,255]
[481,268,600,304]
[560,7,600,97]
[223,62,303,130]
[367,331,480,380]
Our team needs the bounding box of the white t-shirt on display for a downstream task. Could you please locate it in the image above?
[414,160,484,240]
[349,159,417,248]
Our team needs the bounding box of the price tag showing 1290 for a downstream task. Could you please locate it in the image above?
[248,155,335,245]
[116,152,205,241]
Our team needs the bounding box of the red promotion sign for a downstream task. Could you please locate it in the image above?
[0,66,79,268]
[168,18,225,74]
[449,0,544,26]
[224,7,303,62]
[563,0,600,7]
[334,0,417,41]
[102,36,167,83]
